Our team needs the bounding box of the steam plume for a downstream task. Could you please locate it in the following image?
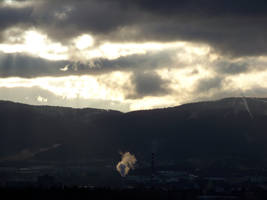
[116,152,137,177]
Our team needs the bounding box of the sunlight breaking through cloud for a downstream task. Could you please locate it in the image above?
[0,66,266,111]
[0,27,211,62]
[0,30,69,60]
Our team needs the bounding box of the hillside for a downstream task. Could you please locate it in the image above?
[1,98,267,168]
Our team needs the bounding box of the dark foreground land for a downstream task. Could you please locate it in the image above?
[1,187,267,200]
[2,97,267,169]
[2,98,267,199]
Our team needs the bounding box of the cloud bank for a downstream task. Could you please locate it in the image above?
[0,0,267,111]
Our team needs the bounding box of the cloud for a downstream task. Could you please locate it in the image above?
[0,67,267,111]
[128,71,171,99]
[0,86,130,111]
[212,61,250,75]
[37,95,47,102]
[0,40,214,78]
[117,0,267,57]
[0,52,69,78]
[0,0,267,111]
[130,0,267,15]
[190,86,267,105]
[1,0,267,57]
[86,49,176,72]
[210,57,267,75]
[0,3,33,41]
[29,0,144,42]
[196,77,224,93]
[0,49,177,77]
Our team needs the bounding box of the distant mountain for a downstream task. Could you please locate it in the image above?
[1,98,267,168]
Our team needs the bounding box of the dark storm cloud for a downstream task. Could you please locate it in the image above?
[213,61,250,75]
[210,58,267,75]
[133,0,267,16]
[0,4,33,41]
[0,53,69,78]
[0,50,265,78]
[50,0,267,57]
[1,0,267,56]
[87,50,176,73]
[0,0,136,41]
[0,50,177,77]
[128,71,171,99]
[30,0,145,43]
[114,0,267,57]
[196,77,224,93]
[0,4,32,26]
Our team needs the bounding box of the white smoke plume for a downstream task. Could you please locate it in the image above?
[116,152,137,177]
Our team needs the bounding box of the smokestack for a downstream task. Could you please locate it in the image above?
[151,153,155,174]
[151,152,156,185]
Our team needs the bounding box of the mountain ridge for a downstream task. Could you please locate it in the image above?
[1,97,267,168]
[2,96,267,114]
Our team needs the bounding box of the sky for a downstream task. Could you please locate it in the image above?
[1,0,267,112]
